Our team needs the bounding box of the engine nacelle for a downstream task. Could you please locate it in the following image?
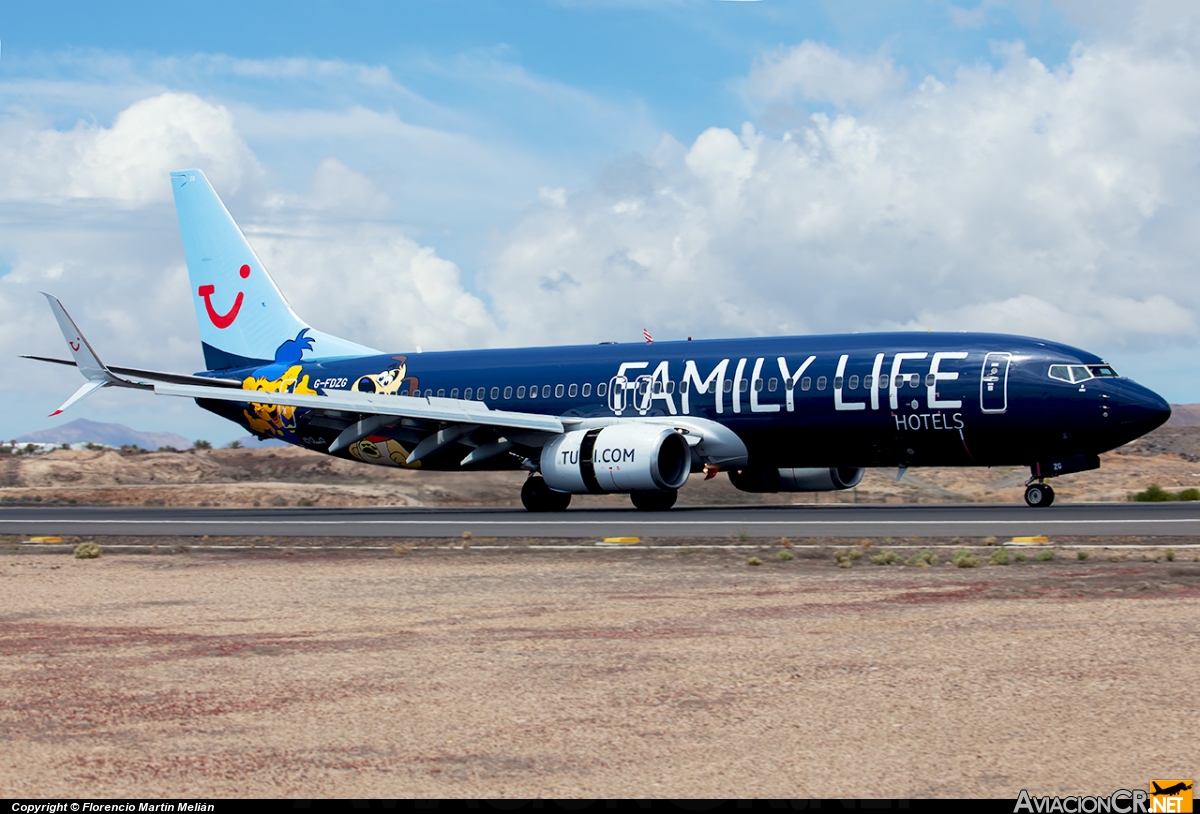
[541,425,692,493]
[728,466,865,493]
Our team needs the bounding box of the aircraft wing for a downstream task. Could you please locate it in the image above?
[21,355,244,389]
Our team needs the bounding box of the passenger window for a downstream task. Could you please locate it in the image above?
[753,378,763,392]
[739,379,749,393]
[542,385,551,398]
[1048,365,1071,383]
[768,377,778,392]
[555,384,564,398]
[879,374,889,389]
[504,386,513,399]
[666,380,675,394]
[425,389,433,398]
[517,386,525,398]
[723,379,733,393]
[437,389,445,397]
[653,380,663,394]
[568,383,578,397]
[925,373,936,387]
[529,385,538,398]
[801,376,811,391]
[582,383,591,397]
[597,382,607,397]
[863,375,873,390]
[909,374,921,388]
[834,376,844,389]
[848,375,859,390]
[464,387,473,399]
[450,388,459,398]
[817,376,827,391]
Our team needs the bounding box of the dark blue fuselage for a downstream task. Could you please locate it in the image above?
[198,331,1170,472]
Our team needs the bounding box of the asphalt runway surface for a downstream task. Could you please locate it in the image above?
[2,501,1199,538]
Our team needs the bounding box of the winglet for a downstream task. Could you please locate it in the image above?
[40,293,150,415]
[42,292,113,382]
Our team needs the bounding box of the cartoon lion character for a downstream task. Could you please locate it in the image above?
[347,437,421,469]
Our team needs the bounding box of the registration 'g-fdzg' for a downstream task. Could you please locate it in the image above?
[28,170,1171,511]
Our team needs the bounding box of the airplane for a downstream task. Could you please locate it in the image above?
[1152,783,1193,797]
[25,169,1172,511]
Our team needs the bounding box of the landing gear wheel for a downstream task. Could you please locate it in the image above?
[630,489,678,511]
[1024,483,1055,508]
[521,476,571,512]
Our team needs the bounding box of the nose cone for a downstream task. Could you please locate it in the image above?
[1118,382,1171,436]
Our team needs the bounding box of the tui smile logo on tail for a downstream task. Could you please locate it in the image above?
[198,264,251,329]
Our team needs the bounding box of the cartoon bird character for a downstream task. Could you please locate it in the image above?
[241,329,320,437]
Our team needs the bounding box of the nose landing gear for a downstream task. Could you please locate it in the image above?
[1024,481,1055,507]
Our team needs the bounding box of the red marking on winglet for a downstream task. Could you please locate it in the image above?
[49,410,63,417]
[198,284,244,329]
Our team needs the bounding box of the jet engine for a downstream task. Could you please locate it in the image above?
[541,425,692,493]
[728,465,865,493]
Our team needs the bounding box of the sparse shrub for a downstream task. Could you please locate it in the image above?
[73,542,101,559]
[1179,489,1200,501]
[747,557,763,566]
[1014,553,1027,563]
[906,550,938,567]
[983,536,997,546]
[227,440,242,449]
[847,549,863,561]
[271,496,288,507]
[1077,550,1089,561]
[780,537,793,549]
[392,543,413,556]
[953,550,980,568]
[836,559,852,569]
[738,531,750,542]
[296,498,314,507]
[1108,554,1124,562]
[462,531,473,540]
[1166,549,1175,562]
[870,551,899,566]
[1132,484,1173,502]
[679,547,696,555]
[777,550,794,561]
[193,439,212,450]
[1036,550,1055,562]
[990,548,1010,566]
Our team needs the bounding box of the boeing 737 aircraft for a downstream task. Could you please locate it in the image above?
[27,170,1171,510]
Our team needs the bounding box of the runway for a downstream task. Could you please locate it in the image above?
[2,502,1199,538]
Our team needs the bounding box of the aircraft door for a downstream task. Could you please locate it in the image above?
[980,352,1012,414]
[608,376,628,415]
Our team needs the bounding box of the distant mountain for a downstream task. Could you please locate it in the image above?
[14,419,193,450]
[231,435,287,449]
[1169,405,1200,427]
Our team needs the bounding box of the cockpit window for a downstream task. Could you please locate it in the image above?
[1049,364,1097,384]
[1088,365,1119,378]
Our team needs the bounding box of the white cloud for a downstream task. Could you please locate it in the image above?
[743,41,907,109]
[481,29,1200,358]
[0,92,262,204]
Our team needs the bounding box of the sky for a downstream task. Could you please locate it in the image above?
[1,0,1198,443]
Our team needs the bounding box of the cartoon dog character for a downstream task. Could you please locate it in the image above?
[351,356,418,396]
[241,330,319,438]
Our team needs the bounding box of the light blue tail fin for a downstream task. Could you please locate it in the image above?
[171,169,379,371]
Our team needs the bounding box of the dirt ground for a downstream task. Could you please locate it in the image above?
[2,548,1197,798]
[2,426,1200,509]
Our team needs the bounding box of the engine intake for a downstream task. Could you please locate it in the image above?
[542,425,692,494]
[729,466,865,493]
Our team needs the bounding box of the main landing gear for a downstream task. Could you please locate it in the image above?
[521,475,571,512]
[1024,481,1055,508]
